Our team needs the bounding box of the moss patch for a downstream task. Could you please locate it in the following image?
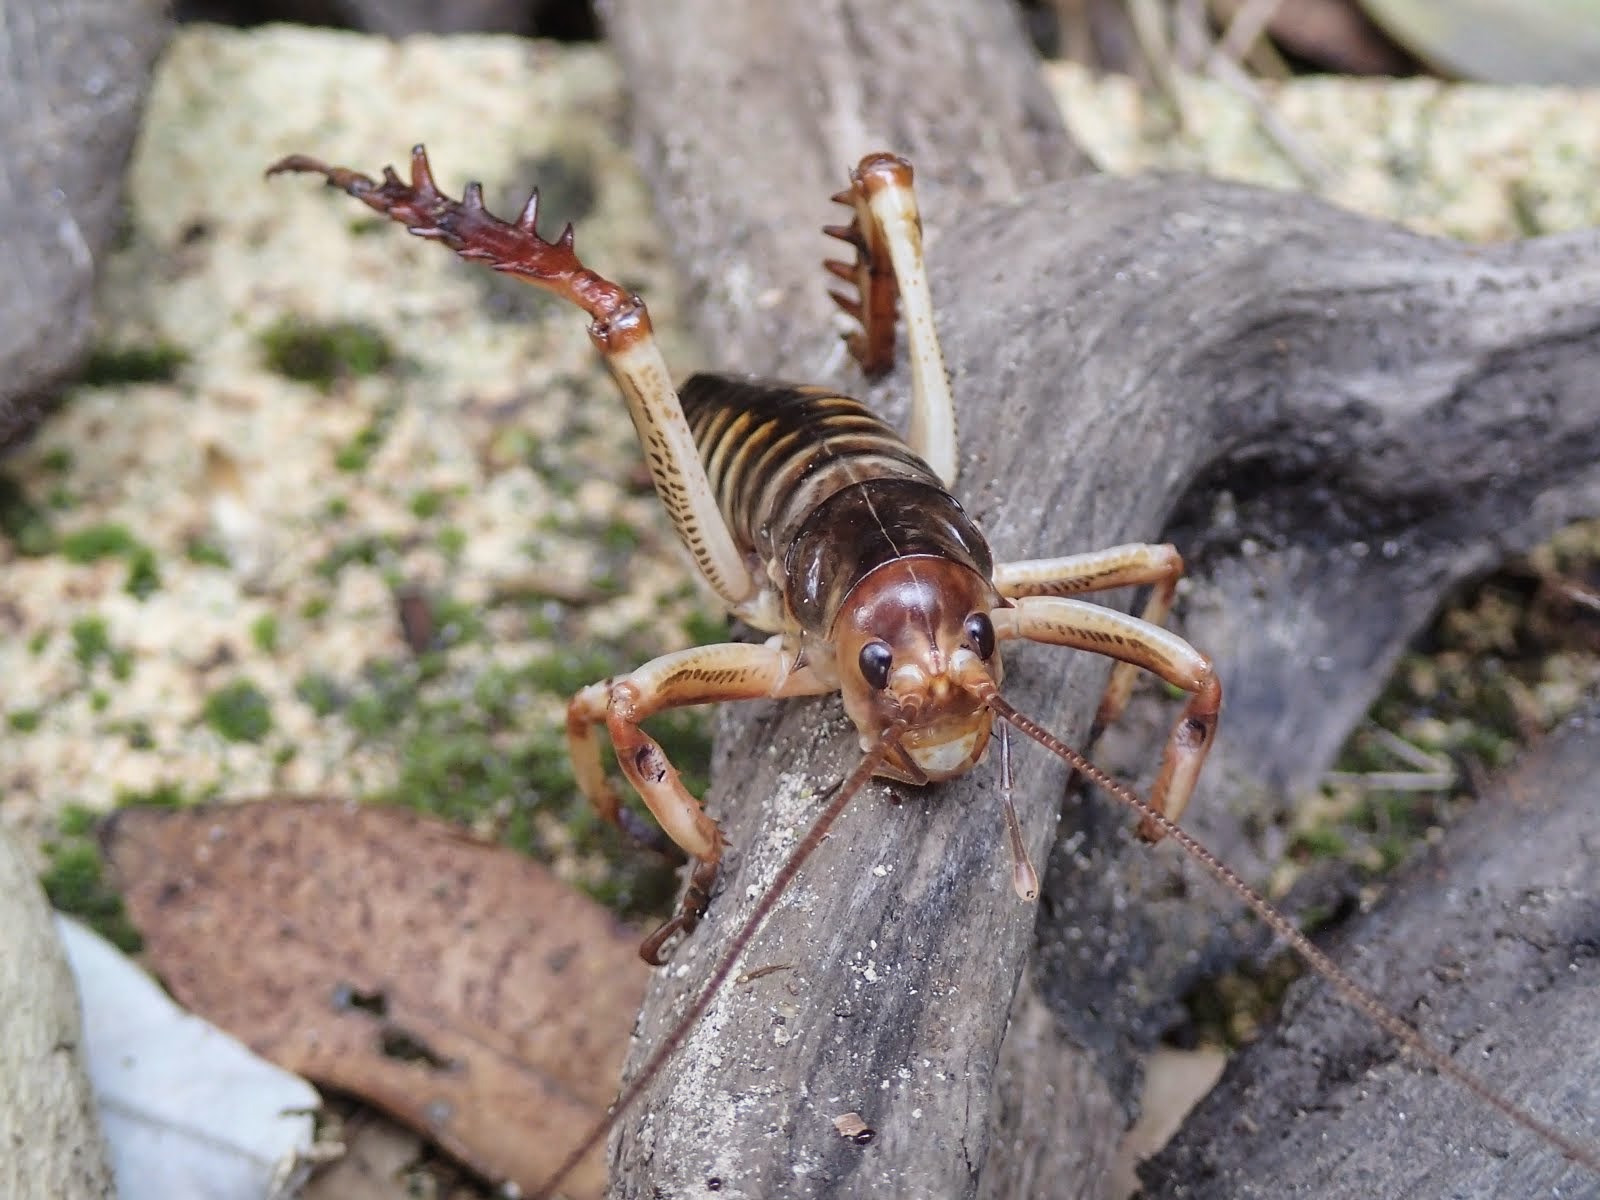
[203,679,274,743]
[40,837,142,953]
[0,474,56,556]
[259,316,395,391]
[80,341,188,386]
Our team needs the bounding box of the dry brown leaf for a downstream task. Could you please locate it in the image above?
[103,797,651,1200]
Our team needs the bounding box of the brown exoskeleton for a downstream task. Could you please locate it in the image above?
[268,147,1600,1195]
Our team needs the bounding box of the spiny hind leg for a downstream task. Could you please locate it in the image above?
[994,543,1184,735]
[267,146,759,612]
[824,153,957,485]
[566,640,829,963]
[994,593,1219,840]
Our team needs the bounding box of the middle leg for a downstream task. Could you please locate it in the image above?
[992,593,1220,841]
[994,542,1185,735]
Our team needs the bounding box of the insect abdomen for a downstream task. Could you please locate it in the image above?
[679,374,991,633]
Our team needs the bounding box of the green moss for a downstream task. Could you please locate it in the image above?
[599,518,641,553]
[250,613,280,654]
[317,533,399,579]
[1288,827,1349,861]
[334,419,388,473]
[28,630,49,655]
[203,679,273,743]
[0,474,56,556]
[436,526,467,560]
[682,609,730,646]
[8,708,42,732]
[295,671,343,717]
[40,447,74,473]
[80,342,188,386]
[258,317,394,391]
[300,594,330,620]
[56,524,162,598]
[124,545,162,600]
[524,645,627,697]
[429,596,485,645]
[409,488,446,519]
[115,782,190,809]
[40,841,142,953]
[58,804,99,837]
[185,536,230,568]
[121,720,155,750]
[70,615,134,681]
[70,616,113,669]
[345,661,418,738]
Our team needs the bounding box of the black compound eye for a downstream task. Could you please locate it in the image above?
[964,612,996,660]
[858,640,893,689]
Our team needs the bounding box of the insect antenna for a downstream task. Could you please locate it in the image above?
[973,684,1600,1174]
[530,721,906,1200]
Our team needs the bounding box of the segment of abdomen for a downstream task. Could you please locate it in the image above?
[680,374,942,567]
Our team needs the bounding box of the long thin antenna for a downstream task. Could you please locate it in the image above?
[530,724,904,1200]
[980,688,1600,1175]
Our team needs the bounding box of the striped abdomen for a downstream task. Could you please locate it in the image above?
[679,374,992,635]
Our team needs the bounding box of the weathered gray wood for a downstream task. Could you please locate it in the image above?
[0,828,115,1198]
[1142,705,1600,1198]
[595,4,1600,1196]
[0,0,169,449]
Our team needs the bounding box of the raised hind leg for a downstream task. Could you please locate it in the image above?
[825,153,958,486]
[268,146,762,615]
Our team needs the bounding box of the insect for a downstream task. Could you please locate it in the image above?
[268,147,1599,1195]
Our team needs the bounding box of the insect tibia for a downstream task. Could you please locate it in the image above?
[823,161,902,376]
[266,144,645,344]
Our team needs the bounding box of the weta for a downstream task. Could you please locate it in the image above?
[269,147,1600,1196]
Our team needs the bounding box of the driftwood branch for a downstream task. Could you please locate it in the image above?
[596,3,1600,1195]
[1142,706,1600,1198]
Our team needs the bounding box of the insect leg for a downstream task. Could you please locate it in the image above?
[565,640,830,963]
[994,593,1220,841]
[994,542,1184,735]
[825,154,957,485]
[267,146,759,611]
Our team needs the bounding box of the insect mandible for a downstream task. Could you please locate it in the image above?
[267,147,1600,1196]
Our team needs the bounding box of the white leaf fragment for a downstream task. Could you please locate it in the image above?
[57,916,322,1200]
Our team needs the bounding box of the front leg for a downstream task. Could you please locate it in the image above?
[566,640,830,964]
[994,594,1220,840]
